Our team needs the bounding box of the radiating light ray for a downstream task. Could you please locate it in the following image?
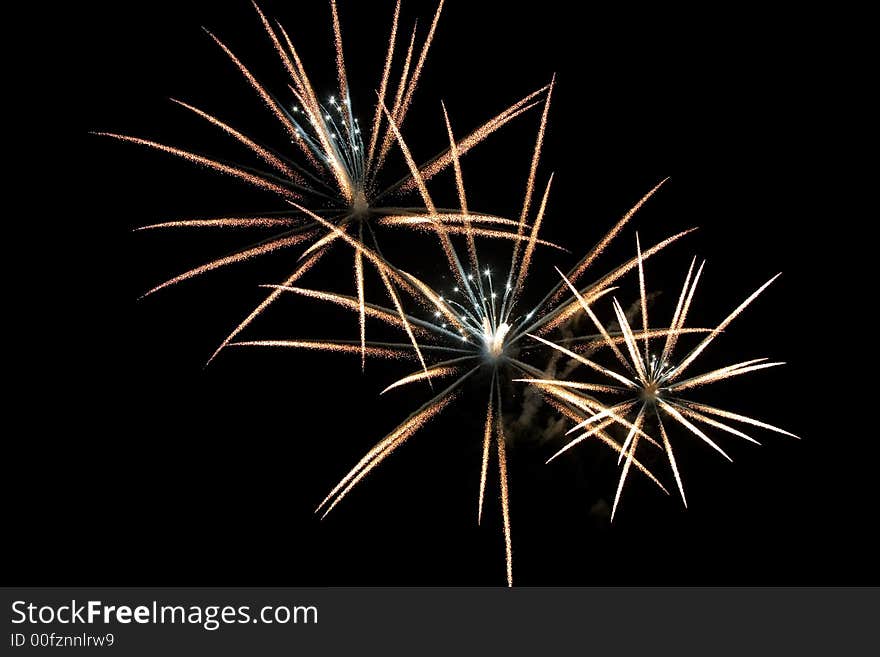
[170,98,300,180]
[675,400,800,439]
[658,413,687,507]
[548,327,710,351]
[206,247,327,364]
[477,377,495,525]
[367,0,400,167]
[231,339,414,360]
[611,405,646,522]
[668,273,783,382]
[636,234,650,364]
[510,75,554,271]
[657,399,733,462]
[384,222,565,250]
[521,247,794,516]
[671,403,761,446]
[514,174,554,297]
[317,367,478,517]
[534,228,697,335]
[547,178,669,305]
[141,232,316,298]
[136,217,302,231]
[512,379,623,394]
[668,360,784,392]
[261,284,433,336]
[496,387,513,588]
[393,89,549,194]
[528,333,639,390]
[376,214,522,226]
[380,357,474,394]
[542,396,668,493]
[96,133,300,200]
[551,269,632,371]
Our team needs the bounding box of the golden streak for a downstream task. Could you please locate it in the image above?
[170,98,301,181]
[510,76,554,273]
[478,389,494,525]
[543,397,667,492]
[377,266,429,375]
[636,234,650,364]
[398,87,550,190]
[658,414,687,508]
[397,0,445,127]
[570,328,711,352]
[611,299,648,383]
[231,340,413,360]
[330,0,349,112]
[441,102,477,271]
[367,0,400,168]
[355,247,366,369]
[671,403,761,445]
[512,379,622,394]
[136,217,301,230]
[380,104,463,282]
[97,133,299,200]
[679,401,800,439]
[659,257,697,365]
[611,405,646,522]
[669,360,784,392]
[374,25,417,169]
[657,399,733,462]
[528,333,638,390]
[263,285,431,337]
[549,178,669,305]
[669,273,782,382]
[251,1,306,91]
[377,214,521,227]
[143,233,314,297]
[496,417,513,588]
[207,248,326,364]
[381,363,466,395]
[205,31,304,148]
[538,228,696,334]
[317,385,465,517]
[556,269,632,373]
[386,222,565,251]
[514,174,554,296]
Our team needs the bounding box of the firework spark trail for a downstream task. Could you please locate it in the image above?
[367,0,400,167]
[232,339,413,359]
[315,369,478,518]
[478,376,496,525]
[136,217,302,231]
[546,178,669,306]
[526,251,797,516]
[96,133,301,200]
[140,233,318,297]
[262,286,434,337]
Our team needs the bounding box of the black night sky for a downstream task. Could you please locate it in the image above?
[15,1,874,586]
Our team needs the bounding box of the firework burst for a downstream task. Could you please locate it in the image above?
[98,0,550,364]
[232,95,696,584]
[520,243,799,521]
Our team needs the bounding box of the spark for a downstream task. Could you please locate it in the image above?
[524,243,797,520]
[98,0,550,364]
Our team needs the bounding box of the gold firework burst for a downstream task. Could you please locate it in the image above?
[98,0,550,364]
[231,96,695,584]
[519,242,799,521]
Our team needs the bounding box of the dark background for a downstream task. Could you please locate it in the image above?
[12,1,872,585]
